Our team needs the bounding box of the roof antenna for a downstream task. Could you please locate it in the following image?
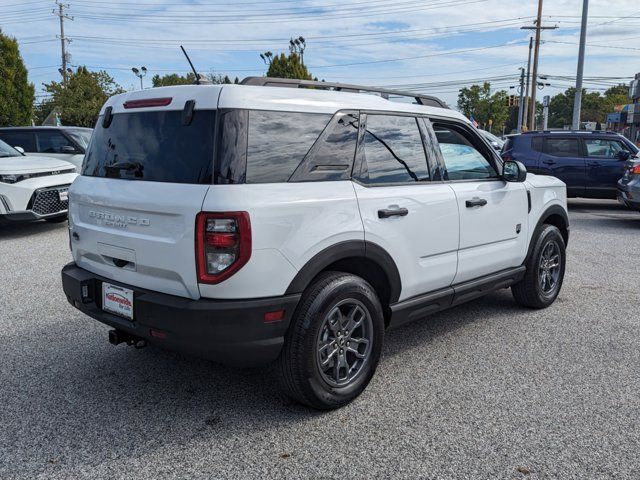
[180,45,208,85]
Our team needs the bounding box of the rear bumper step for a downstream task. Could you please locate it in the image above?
[61,263,301,366]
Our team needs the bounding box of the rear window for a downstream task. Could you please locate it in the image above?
[83,110,215,184]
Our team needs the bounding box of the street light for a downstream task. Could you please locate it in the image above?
[131,66,147,90]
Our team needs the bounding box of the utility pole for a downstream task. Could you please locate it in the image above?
[517,67,526,133]
[543,95,550,130]
[572,0,589,130]
[522,0,557,131]
[523,37,533,131]
[53,1,73,84]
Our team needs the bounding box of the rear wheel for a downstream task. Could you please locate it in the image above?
[512,224,566,309]
[278,272,384,409]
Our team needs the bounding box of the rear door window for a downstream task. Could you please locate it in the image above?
[360,114,429,184]
[584,138,626,159]
[0,131,36,152]
[83,110,215,184]
[246,111,330,183]
[36,130,77,154]
[544,138,581,157]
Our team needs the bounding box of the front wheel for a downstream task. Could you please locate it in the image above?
[278,272,384,410]
[512,224,566,309]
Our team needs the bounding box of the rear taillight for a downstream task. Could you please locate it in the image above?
[195,212,251,284]
[501,153,513,162]
[632,165,640,175]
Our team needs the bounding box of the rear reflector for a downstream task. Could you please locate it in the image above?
[149,329,167,339]
[264,310,285,323]
[123,97,173,109]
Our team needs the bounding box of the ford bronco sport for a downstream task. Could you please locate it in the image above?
[62,77,569,409]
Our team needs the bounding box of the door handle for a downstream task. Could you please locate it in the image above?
[542,159,556,165]
[465,198,488,208]
[378,207,409,219]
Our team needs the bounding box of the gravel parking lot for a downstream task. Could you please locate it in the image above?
[1,199,639,479]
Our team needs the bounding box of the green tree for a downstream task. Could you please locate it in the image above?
[40,66,124,127]
[0,29,35,126]
[457,82,509,132]
[547,88,610,128]
[260,38,313,80]
[151,72,233,87]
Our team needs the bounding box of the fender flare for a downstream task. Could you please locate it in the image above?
[526,204,570,261]
[284,240,402,304]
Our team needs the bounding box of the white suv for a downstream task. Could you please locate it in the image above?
[61,78,569,409]
[0,139,77,223]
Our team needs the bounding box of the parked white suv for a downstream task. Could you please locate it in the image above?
[61,78,569,409]
[0,139,77,223]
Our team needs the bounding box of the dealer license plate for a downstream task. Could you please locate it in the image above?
[102,282,134,320]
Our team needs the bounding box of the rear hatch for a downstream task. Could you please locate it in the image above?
[69,87,221,299]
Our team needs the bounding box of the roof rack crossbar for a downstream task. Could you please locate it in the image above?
[240,76,448,109]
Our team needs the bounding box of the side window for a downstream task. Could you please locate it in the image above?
[246,111,330,183]
[36,131,76,154]
[531,137,544,152]
[290,111,359,182]
[433,124,497,180]
[361,115,429,184]
[217,109,248,184]
[544,138,581,158]
[584,138,625,159]
[0,131,36,152]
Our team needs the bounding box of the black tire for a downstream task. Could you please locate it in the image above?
[512,224,566,309]
[44,215,67,223]
[278,271,384,410]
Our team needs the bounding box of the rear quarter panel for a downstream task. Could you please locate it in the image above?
[199,182,363,299]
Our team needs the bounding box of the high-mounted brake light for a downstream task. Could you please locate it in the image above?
[123,97,173,109]
[196,212,251,284]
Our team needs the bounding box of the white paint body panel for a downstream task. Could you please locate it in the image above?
[69,176,209,299]
[353,182,459,301]
[450,180,529,283]
[27,152,84,172]
[198,182,363,299]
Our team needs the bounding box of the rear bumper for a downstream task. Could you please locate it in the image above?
[61,263,300,366]
[617,183,640,211]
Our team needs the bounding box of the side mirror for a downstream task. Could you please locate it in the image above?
[14,146,25,154]
[503,160,527,182]
[617,150,631,161]
[60,145,77,154]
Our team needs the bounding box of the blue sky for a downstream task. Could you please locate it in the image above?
[2,0,640,108]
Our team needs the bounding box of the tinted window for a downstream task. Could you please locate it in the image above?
[0,139,21,157]
[584,138,626,158]
[246,111,330,183]
[544,138,580,157]
[83,110,215,184]
[217,109,248,184]
[362,115,429,184]
[0,131,36,152]
[433,124,497,180]
[531,137,544,152]
[36,131,76,154]
[290,111,359,182]
[67,129,92,149]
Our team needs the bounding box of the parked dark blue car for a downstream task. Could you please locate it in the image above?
[502,131,639,199]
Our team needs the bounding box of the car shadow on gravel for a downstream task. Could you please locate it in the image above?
[0,220,67,239]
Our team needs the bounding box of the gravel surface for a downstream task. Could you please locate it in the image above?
[1,199,639,479]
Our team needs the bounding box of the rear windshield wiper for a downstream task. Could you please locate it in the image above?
[104,161,144,178]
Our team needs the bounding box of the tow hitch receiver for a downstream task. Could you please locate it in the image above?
[108,329,147,349]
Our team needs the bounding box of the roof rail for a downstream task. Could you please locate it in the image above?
[240,76,449,109]
[522,130,617,135]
